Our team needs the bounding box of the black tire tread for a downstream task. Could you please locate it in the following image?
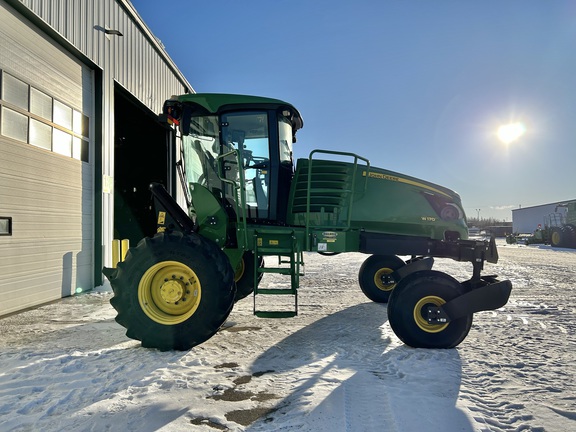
[387,270,473,349]
[105,231,235,351]
[358,255,405,303]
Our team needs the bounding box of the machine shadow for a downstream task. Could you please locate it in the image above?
[250,302,391,373]
[246,302,472,430]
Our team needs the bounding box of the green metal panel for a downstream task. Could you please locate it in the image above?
[189,182,228,247]
[287,156,468,241]
[309,229,360,253]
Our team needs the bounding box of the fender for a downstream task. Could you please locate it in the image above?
[427,279,513,324]
[393,257,434,281]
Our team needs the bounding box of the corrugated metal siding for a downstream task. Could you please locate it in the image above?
[18,0,192,114]
[14,0,192,273]
[1,0,193,317]
[0,0,93,316]
[0,1,85,109]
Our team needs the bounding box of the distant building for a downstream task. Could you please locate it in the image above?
[512,200,575,233]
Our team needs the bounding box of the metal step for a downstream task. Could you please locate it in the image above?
[254,310,298,318]
[257,247,294,255]
[256,288,297,295]
[258,267,292,275]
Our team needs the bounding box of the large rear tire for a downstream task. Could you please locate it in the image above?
[233,251,264,301]
[564,225,576,248]
[104,231,235,351]
[358,255,405,303]
[387,270,473,348]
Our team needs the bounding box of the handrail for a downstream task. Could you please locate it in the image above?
[305,150,371,248]
[217,149,248,250]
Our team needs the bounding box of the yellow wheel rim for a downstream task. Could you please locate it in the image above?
[413,295,449,333]
[551,231,561,245]
[374,268,396,292]
[234,257,245,283]
[138,260,201,325]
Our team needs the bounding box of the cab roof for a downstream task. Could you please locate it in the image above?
[173,93,303,131]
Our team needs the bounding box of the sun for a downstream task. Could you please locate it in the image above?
[497,122,526,144]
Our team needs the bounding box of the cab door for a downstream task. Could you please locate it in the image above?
[221,111,271,220]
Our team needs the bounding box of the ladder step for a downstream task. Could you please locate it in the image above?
[256,288,296,295]
[257,247,294,255]
[258,267,292,275]
[255,311,298,318]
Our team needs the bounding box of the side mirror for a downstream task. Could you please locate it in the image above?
[180,105,192,136]
[161,100,192,136]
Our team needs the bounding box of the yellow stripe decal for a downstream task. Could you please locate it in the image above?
[363,171,451,198]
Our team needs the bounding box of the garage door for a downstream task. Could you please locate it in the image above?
[0,1,94,316]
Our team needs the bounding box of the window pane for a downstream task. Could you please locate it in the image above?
[72,138,89,162]
[81,139,89,162]
[278,116,293,163]
[30,88,53,121]
[82,114,89,137]
[73,110,82,134]
[2,73,29,110]
[53,129,72,156]
[1,107,28,142]
[30,118,52,150]
[53,100,72,129]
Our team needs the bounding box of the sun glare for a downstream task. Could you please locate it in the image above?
[497,122,526,144]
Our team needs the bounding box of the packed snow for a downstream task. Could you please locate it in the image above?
[0,240,575,431]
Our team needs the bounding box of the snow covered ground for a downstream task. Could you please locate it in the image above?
[0,240,575,431]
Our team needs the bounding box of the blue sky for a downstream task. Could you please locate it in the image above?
[132,0,576,221]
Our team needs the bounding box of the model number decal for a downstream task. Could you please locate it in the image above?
[421,216,436,222]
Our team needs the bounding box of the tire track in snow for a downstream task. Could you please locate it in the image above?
[458,280,576,428]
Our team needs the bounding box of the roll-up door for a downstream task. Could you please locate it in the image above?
[0,1,94,316]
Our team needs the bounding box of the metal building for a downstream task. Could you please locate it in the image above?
[512,200,575,234]
[0,0,192,316]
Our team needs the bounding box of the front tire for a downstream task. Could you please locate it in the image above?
[358,255,405,303]
[104,231,235,351]
[387,270,473,348]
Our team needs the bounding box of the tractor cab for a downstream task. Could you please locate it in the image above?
[163,94,303,230]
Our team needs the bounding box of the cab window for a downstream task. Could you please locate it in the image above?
[221,111,270,219]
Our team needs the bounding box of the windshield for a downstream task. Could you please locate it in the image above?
[221,111,270,219]
[181,112,272,219]
[180,109,295,222]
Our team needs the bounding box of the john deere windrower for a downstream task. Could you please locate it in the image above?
[104,93,511,351]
